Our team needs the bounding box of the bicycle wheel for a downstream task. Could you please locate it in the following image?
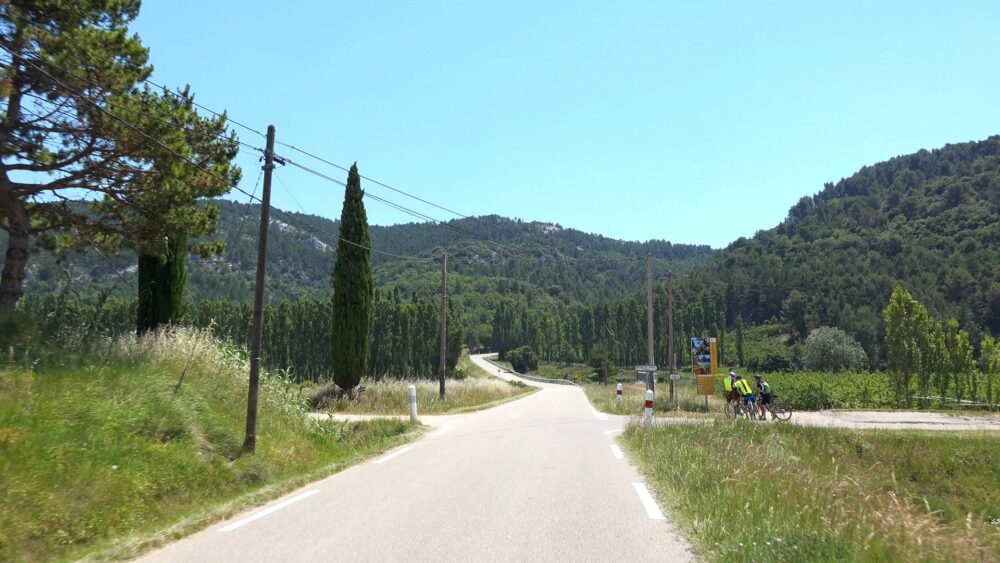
[724,402,736,419]
[772,403,792,421]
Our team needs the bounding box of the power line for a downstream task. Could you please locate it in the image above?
[3,44,428,263]
[2,9,266,139]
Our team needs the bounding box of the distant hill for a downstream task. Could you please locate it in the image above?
[675,135,1000,362]
[16,201,714,338]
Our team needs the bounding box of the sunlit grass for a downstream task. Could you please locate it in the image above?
[323,377,535,415]
[585,380,726,417]
[621,422,1000,562]
[0,327,415,562]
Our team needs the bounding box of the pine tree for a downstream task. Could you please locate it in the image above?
[330,164,372,394]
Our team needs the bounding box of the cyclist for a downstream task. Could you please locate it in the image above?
[734,374,756,416]
[723,371,741,407]
[755,374,774,420]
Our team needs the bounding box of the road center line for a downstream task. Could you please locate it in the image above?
[218,490,319,532]
[375,446,414,464]
[610,444,624,459]
[632,482,665,520]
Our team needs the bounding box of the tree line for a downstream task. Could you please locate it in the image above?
[18,291,462,382]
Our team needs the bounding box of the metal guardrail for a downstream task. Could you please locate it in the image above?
[481,356,580,387]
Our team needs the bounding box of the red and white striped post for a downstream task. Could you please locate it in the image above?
[616,383,623,402]
[644,389,654,427]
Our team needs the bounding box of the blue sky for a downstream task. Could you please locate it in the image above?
[132,1,1000,248]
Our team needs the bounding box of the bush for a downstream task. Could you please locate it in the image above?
[804,326,869,371]
[507,346,538,373]
[750,349,793,372]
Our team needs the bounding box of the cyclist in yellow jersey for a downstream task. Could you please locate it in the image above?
[734,375,756,411]
[724,371,740,405]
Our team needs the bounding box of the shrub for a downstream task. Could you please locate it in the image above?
[507,346,538,373]
[804,326,869,371]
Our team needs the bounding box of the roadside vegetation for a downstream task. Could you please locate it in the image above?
[320,352,535,415]
[0,328,415,562]
[622,422,1000,562]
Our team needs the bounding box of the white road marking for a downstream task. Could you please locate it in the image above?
[592,409,609,421]
[218,490,319,532]
[375,446,414,464]
[610,444,624,459]
[632,482,665,520]
[429,425,451,438]
[604,429,623,436]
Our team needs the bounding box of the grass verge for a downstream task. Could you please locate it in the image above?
[621,421,1000,562]
[585,380,726,417]
[322,377,535,415]
[0,328,418,562]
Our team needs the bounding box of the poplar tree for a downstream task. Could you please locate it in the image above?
[330,164,372,394]
[883,286,930,407]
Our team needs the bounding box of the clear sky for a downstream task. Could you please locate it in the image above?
[132,1,1000,248]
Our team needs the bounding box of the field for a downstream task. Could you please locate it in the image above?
[621,422,1000,562]
[0,328,416,562]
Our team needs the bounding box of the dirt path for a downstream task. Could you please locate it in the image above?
[789,410,1000,431]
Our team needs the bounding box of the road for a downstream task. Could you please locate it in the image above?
[140,354,694,562]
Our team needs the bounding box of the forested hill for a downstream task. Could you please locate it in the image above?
[676,135,1000,361]
[19,200,713,311]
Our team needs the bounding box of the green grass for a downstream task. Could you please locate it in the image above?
[621,421,1000,562]
[530,362,598,382]
[585,380,726,417]
[0,328,416,562]
[322,377,535,415]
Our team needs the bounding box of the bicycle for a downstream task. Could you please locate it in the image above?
[760,394,792,421]
[724,397,758,420]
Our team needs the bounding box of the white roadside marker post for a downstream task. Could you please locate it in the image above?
[408,384,418,423]
[616,382,623,402]
[644,389,654,427]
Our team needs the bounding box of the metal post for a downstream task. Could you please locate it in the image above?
[408,384,418,423]
[242,124,275,454]
[439,252,447,400]
[646,254,655,393]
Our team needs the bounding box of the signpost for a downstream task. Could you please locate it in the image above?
[692,337,718,411]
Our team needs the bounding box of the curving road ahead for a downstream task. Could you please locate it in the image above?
[139,354,694,562]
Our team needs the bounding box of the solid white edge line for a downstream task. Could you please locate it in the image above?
[592,409,609,420]
[604,429,623,435]
[632,482,666,520]
[218,490,319,532]
[610,444,624,459]
[375,446,414,464]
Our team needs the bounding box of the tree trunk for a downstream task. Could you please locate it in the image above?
[0,178,30,310]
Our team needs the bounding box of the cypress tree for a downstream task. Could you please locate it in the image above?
[330,164,372,394]
[136,235,187,334]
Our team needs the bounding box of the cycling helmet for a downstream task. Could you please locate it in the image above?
[729,371,736,377]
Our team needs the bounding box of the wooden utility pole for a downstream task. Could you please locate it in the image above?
[439,252,448,399]
[646,253,655,392]
[243,124,275,454]
[668,271,676,403]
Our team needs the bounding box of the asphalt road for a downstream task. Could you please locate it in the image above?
[139,354,694,562]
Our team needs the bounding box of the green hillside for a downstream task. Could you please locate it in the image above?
[673,135,1000,362]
